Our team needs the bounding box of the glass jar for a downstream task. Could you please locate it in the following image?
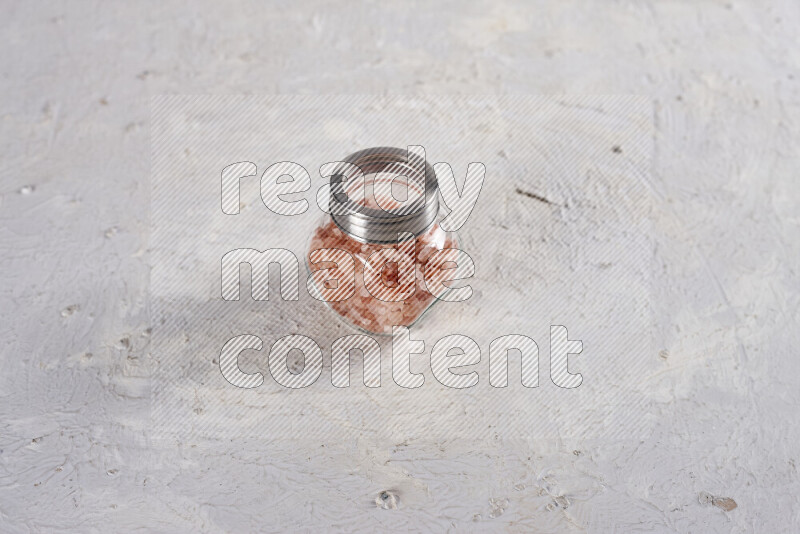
[306,147,462,335]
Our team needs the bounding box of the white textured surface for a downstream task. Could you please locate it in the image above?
[1,1,799,532]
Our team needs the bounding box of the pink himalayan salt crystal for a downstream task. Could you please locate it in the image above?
[307,217,457,334]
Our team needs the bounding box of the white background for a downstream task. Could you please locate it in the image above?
[1,2,798,532]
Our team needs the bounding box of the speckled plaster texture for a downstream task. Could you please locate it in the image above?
[1,1,798,532]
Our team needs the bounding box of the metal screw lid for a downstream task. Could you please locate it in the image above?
[329,146,439,244]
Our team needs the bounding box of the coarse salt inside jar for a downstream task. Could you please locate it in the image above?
[306,147,463,335]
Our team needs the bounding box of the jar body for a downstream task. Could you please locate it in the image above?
[306,214,460,335]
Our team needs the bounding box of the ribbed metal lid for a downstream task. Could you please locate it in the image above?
[329,146,439,244]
